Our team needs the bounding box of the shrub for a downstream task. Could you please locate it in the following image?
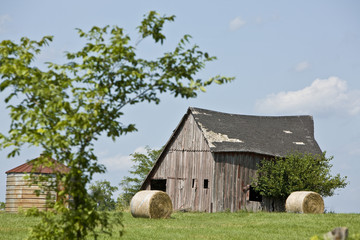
[253,152,348,199]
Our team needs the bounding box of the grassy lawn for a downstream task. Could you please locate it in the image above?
[0,211,359,239]
[0,211,39,240]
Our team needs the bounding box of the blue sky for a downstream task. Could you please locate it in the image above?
[1,0,359,213]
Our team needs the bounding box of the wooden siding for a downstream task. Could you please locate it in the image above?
[212,152,268,212]
[144,113,214,212]
[5,173,56,212]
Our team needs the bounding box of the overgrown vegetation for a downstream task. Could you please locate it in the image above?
[118,146,161,207]
[0,11,233,239]
[0,211,359,240]
[253,152,348,200]
[89,180,118,211]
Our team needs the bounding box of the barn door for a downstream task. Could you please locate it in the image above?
[150,179,167,192]
[191,178,198,210]
[176,179,185,210]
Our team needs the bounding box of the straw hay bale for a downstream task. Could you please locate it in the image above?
[130,190,173,219]
[285,191,324,214]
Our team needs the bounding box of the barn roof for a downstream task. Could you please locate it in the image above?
[5,157,69,174]
[190,107,322,156]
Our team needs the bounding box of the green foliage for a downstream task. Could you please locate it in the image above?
[119,146,161,206]
[0,10,232,239]
[253,152,348,199]
[89,180,118,211]
[0,202,5,210]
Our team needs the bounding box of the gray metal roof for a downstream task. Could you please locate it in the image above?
[190,107,322,157]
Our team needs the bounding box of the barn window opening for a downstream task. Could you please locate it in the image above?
[203,179,209,189]
[192,179,195,188]
[150,179,167,192]
[249,185,262,202]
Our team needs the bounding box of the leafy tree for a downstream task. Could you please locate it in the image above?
[0,201,5,210]
[253,152,348,200]
[0,11,233,239]
[119,146,161,206]
[89,180,118,211]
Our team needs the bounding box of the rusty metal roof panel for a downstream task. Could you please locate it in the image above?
[5,157,70,174]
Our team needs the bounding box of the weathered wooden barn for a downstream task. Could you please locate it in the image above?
[5,157,69,212]
[141,107,322,212]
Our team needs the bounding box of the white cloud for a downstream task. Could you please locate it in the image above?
[0,14,10,33]
[229,17,246,31]
[295,61,310,72]
[256,77,360,116]
[98,146,147,171]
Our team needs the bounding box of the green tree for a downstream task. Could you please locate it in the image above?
[89,180,118,211]
[0,11,233,239]
[253,152,348,200]
[0,201,5,210]
[119,146,161,206]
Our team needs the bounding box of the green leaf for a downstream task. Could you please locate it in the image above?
[0,80,11,91]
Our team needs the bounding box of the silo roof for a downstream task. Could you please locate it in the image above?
[6,157,69,174]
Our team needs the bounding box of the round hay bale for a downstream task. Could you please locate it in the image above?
[130,190,173,219]
[285,191,324,214]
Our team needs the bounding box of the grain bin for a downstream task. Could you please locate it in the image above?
[285,191,324,214]
[5,157,69,212]
[130,190,173,218]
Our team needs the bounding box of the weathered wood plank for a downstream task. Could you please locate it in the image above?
[5,189,54,195]
[6,202,49,208]
[6,198,49,204]
[6,174,54,180]
[185,151,193,210]
[218,155,224,211]
[240,156,246,210]
[5,185,41,190]
[6,194,49,199]
[231,154,237,212]
[5,207,48,212]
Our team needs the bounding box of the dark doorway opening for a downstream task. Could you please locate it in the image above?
[150,179,167,192]
[203,179,209,189]
[249,185,262,202]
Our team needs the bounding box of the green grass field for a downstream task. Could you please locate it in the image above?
[0,211,359,239]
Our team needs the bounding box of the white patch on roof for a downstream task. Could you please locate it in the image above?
[283,130,293,134]
[293,142,305,145]
[192,109,212,116]
[198,123,243,147]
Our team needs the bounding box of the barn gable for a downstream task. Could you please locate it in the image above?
[141,107,322,212]
[142,110,214,211]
